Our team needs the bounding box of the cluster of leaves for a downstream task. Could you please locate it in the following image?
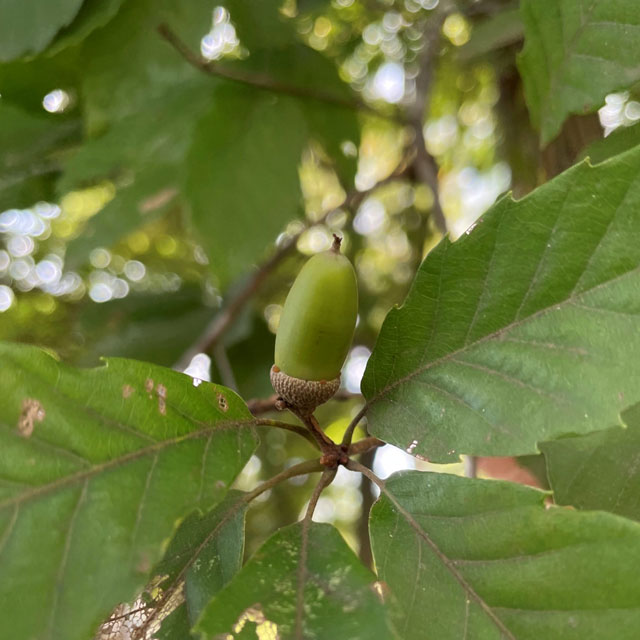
[2,0,640,639]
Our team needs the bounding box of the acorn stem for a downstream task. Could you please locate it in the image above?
[331,234,342,253]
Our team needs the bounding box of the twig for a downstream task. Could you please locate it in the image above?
[245,458,325,503]
[158,23,399,123]
[292,410,347,468]
[347,436,384,457]
[175,164,410,371]
[355,448,377,568]
[212,343,237,391]
[295,468,337,640]
[247,389,359,416]
[407,12,448,234]
[253,418,320,449]
[341,404,369,448]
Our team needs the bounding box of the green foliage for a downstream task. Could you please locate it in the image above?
[518,0,640,144]
[154,492,248,636]
[0,342,256,640]
[370,471,640,639]
[2,1,640,638]
[0,0,84,61]
[363,147,640,461]
[187,87,307,285]
[541,402,640,522]
[196,522,394,639]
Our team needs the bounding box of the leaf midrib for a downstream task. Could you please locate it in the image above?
[366,259,640,410]
[0,419,255,511]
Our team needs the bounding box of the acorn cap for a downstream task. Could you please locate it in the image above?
[270,365,340,415]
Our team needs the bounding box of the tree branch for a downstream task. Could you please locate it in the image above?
[253,418,320,449]
[407,12,448,234]
[175,163,410,371]
[247,389,360,416]
[157,23,400,123]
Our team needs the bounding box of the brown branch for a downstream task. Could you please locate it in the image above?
[355,448,377,568]
[253,418,319,449]
[406,12,448,234]
[341,404,369,448]
[347,436,384,457]
[175,163,410,371]
[247,389,360,416]
[157,23,400,123]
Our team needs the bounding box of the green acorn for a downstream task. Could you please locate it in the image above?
[271,235,358,415]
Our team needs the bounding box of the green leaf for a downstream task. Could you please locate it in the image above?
[222,0,294,49]
[0,0,84,62]
[370,470,640,640]
[223,45,360,183]
[540,402,640,521]
[518,0,640,144]
[459,8,523,61]
[186,86,307,284]
[59,84,210,266]
[46,0,126,56]
[0,103,80,210]
[196,521,394,640]
[583,123,640,165]
[80,0,212,131]
[362,147,640,462]
[0,342,257,640]
[153,492,247,638]
[73,286,214,367]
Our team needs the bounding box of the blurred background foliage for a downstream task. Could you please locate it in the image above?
[1,0,636,562]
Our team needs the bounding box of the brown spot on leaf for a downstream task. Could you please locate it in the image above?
[18,398,45,437]
[217,392,229,413]
[136,553,152,574]
[145,378,154,394]
[122,384,135,399]
[157,384,167,415]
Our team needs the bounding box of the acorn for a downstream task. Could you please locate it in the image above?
[271,235,358,415]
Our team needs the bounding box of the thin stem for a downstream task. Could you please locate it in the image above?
[247,389,359,416]
[244,458,325,503]
[355,448,377,568]
[348,436,384,457]
[175,164,410,371]
[406,11,448,234]
[341,404,369,448]
[346,459,386,491]
[298,412,336,451]
[295,468,337,640]
[304,468,337,522]
[212,343,237,391]
[158,23,399,124]
[253,418,320,449]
